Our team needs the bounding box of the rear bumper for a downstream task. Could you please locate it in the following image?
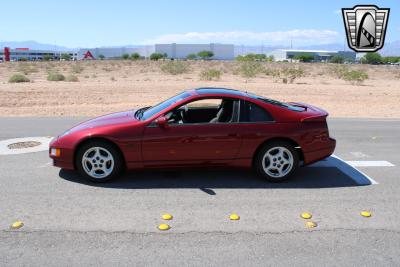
[303,138,336,165]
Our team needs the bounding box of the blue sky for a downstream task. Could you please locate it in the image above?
[1,0,398,47]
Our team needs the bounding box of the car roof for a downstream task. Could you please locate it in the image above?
[194,87,247,97]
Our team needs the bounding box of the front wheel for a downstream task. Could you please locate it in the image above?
[76,141,123,182]
[254,141,299,182]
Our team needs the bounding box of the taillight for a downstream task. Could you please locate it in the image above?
[301,115,327,122]
[314,131,329,141]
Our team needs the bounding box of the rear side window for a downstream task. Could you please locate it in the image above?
[240,101,274,122]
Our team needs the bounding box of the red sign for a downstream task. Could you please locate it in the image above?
[83,50,95,59]
[4,47,10,61]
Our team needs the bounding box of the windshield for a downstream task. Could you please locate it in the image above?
[139,92,191,120]
[247,93,305,112]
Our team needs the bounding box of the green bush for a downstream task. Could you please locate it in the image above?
[43,55,52,61]
[236,53,267,62]
[65,74,79,82]
[200,69,222,81]
[186,53,197,60]
[47,72,65,81]
[150,53,166,61]
[8,74,30,83]
[382,56,400,64]
[363,52,382,64]
[70,64,84,73]
[122,53,130,60]
[342,70,368,84]
[160,61,190,75]
[131,53,141,60]
[98,54,105,60]
[330,55,344,64]
[267,55,274,62]
[61,53,71,61]
[293,53,314,62]
[197,50,214,60]
[237,62,264,78]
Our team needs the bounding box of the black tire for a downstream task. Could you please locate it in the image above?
[254,141,299,182]
[75,141,124,183]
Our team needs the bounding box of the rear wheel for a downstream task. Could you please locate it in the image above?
[254,141,299,182]
[76,141,123,182]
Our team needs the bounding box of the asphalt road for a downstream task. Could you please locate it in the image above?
[0,117,399,266]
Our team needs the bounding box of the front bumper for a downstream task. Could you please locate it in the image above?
[49,143,75,170]
[52,158,74,169]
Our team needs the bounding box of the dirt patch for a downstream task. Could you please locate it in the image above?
[0,61,399,118]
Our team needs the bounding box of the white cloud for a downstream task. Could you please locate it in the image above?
[141,30,340,45]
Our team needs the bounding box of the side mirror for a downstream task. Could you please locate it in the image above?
[156,116,169,128]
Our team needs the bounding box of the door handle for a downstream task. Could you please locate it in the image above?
[228,133,238,137]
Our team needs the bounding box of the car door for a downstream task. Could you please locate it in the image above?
[141,98,242,166]
[234,100,278,159]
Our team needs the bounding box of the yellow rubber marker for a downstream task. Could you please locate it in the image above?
[230,214,240,220]
[162,214,173,220]
[305,221,317,228]
[10,221,24,229]
[301,212,312,219]
[158,224,170,231]
[361,211,372,217]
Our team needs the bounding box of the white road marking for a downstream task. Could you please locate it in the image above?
[308,154,379,185]
[346,161,395,167]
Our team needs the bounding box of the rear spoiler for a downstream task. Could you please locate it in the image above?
[288,102,329,122]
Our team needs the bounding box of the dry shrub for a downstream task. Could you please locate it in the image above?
[160,61,190,75]
[9,74,30,83]
[200,68,222,81]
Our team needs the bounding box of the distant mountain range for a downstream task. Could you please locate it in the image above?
[1,40,399,56]
[0,40,71,51]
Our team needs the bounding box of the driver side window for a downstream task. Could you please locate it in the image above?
[166,98,239,125]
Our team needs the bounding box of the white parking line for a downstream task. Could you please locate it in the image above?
[308,154,380,185]
[346,161,395,167]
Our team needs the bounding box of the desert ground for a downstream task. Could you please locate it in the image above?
[0,60,399,118]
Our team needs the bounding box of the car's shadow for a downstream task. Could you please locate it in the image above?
[59,156,374,190]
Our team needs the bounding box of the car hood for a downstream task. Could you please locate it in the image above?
[66,110,138,134]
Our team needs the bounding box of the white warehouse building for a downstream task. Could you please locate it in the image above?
[155,43,234,60]
[268,49,357,62]
[77,46,154,60]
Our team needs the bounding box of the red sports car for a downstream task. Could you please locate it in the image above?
[49,88,335,182]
